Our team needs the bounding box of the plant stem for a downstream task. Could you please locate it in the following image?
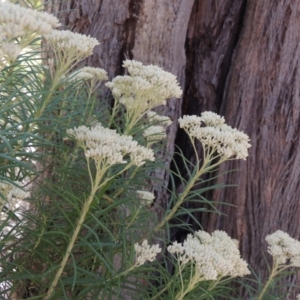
[151,276,176,300]
[44,183,99,300]
[152,175,197,233]
[175,271,199,300]
[44,160,132,299]
[152,154,212,233]
[257,263,278,300]
[126,206,141,229]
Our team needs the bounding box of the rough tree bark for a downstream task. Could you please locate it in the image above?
[48,0,300,297]
[206,1,300,297]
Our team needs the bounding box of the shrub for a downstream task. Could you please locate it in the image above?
[0,2,299,300]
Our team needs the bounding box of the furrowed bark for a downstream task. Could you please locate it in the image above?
[205,1,300,297]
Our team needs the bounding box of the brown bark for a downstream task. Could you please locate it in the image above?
[184,0,246,115]
[48,0,300,297]
[206,0,300,296]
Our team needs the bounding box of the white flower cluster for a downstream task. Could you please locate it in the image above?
[105,60,182,118]
[168,230,250,280]
[0,2,60,39]
[143,125,166,143]
[69,66,108,82]
[199,111,226,127]
[66,123,155,167]
[44,30,99,58]
[123,60,182,99]
[1,42,21,61]
[136,190,155,206]
[297,294,300,300]
[105,75,152,111]
[0,182,30,204]
[265,230,300,267]
[146,111,172,127]
[178,112,251,160]
[134,240,161,266]
[0,2,60,64]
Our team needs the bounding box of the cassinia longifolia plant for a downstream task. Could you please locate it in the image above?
[0,1,300,299]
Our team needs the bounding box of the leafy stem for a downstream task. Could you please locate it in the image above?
[44,156,135,299]
[44,175,102,300]
[257,262,291,300]
[152,152,213,234]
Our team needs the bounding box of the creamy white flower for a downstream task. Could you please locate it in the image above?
[69,71,93,81]
[266,230,300,267]
[136,190,155,206]
[178,115,202,131]
[69,66,108,82]
[146,111,172,127]
[194,230,212,244]
[143,125,166,143]
[130,145,155,167]
[0,2,60,66]
[0,2,60,39]
[84,146,126,165]
[168,230,250,280]
[167,241,185,255]
[106,75,153,110]
[1,42,21,61]
[123,60,182,98]
[122,60,143,72]
[200,111,225,127]
[67,123,155,168]
[45,30,99,57]
[134,240,161,266]
[178,112,251,160]
[105,60,182,124]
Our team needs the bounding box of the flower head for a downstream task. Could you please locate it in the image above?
[1,42,22,61]
[129,145,155,167]
[200,111,225,127]
[146,111,172,127]
[266,230,300,267]
[105,60,182,129]
[69,67,108,82]
[178,112,251,160]
[0,2,60,40]
[168,230,250,280]
[122,59,182,99]
[105,75,154,111]
[0,2,60,65]
[136,190,155,206]
[44,30,99,75]
[66,123,155,169]
[45,30,99,56]
[134,240,161,266]
[143,125,166,143]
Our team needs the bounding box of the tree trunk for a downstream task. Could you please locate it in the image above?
[206,1,300,297]
[48,0,300,297]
